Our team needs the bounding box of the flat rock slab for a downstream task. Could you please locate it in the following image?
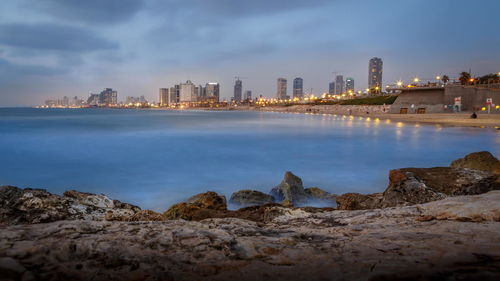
[0,192,499,281]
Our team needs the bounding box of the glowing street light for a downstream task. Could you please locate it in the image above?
[413,77,420,83]
[436,76,441,80]
[396,81,403,87]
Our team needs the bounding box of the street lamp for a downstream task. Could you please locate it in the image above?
[396,81,403,87]
[436,76,441,80]
[414,77,420,83]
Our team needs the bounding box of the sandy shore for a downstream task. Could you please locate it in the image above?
[202,105,500,129]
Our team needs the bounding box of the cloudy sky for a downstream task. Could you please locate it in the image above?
[0,0,499,106]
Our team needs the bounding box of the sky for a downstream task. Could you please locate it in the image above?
[0,0,499,106]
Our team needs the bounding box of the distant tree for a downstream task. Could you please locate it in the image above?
[459,72,471,85]
[441,75,450,84]
[477,73,499,84]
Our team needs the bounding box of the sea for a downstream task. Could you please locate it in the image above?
[1,107,498,210]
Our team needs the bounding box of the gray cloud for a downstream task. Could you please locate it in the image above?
[31,0,146,24]
[0,58,66,79]
[0,23,118,52]
[148,0,330,18]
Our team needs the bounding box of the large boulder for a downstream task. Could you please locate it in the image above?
[0,186,141,225]
[185,191,227,210]
[229,190,275,207]
[163,191,227,220]
[337,166,499,211]
[450,151,500,174]
[270,172,308,205]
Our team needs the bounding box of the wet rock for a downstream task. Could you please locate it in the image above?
[304,187,337,206]
[270,172,308,205]
[229,190,275,207]
[450,151,500,174]
[304,187,329,199]
[0,186,140,225]
[336,192,383,210]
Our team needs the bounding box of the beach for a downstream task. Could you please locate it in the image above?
[203,105,500,128]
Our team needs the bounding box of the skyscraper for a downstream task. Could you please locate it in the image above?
[293,78,303,98]
[368,57,383,92]
[335,75,344,95]
[179,80,196,102]
[98,88,117,105]
[233,79,242,102]
[329,82,335,95]
[159,88,169,106]
[169,85,180,104]
[205,82,220,103]
[346,77,355,92]
[277,78,287,100]
[244,90,252,100]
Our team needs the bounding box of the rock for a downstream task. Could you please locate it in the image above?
[338,166,499,210]
[418,191,500,222]
[186,191,227,210]
[126,210,165,221]
[450,151,500,174]
[63,190,114,208]
[0,186,140,225]
[270,171,308,205]
[304,187,330,199]
[163,191,227,220]
[382,167,499,207]
[304,187,337,205]
[229,190,275,207]
[1,192,499,281]
[336,192,383,210]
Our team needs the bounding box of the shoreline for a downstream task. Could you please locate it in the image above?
[203,105,500,129]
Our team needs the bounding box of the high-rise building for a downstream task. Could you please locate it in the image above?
[179,80,196,102]
[87,93,99,106]
[205,82,220,103]
[335,75,344,95]
[61,96,69,106]
[329,82,335,95]
[244,90,252,100]
[234,79,242,102]
[159,88,169,106]
[346,77,355,92]
[277,78,287,100]
[292,78,303,98]
[368,57,383,92]
[98,88,117,105]
[169,85,180,104]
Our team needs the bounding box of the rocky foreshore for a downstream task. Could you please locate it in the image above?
[1,151,499,281]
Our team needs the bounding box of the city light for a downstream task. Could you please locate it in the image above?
[396,81,403,87]
[413,77,420,83]
[436,76,441,80]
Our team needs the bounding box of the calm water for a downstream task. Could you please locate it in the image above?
[1,108,499,210]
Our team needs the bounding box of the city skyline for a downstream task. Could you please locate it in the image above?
[1,0,499,106]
